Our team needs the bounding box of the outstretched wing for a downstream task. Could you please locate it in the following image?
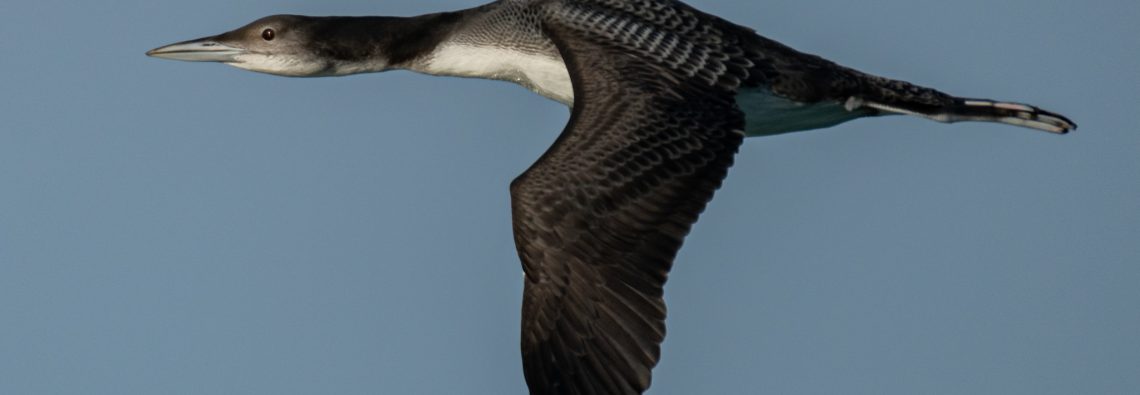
[512,1,750,393]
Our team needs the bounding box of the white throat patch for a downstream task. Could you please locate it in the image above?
[421,44,573,105]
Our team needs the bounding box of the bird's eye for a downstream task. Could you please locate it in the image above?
[261,28,275,41]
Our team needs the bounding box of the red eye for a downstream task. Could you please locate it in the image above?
[261,28,275,41]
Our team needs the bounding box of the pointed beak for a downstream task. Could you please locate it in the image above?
[146,36,245,62]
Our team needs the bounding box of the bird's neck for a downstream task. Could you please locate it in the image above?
[315,6,574,105]
[314,12,469,76]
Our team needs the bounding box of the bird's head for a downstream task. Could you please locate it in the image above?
[146,15,394,77]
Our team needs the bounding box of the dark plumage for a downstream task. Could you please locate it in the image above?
[147,0,1075,393]
[515,18,745,392]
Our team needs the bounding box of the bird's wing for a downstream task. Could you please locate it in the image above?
[512,1,749,393]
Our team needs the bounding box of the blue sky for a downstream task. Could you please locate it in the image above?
[1,0,1137,394]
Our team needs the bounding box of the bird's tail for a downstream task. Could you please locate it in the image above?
[841,75,1077,134]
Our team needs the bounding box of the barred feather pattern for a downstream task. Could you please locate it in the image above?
[512,2,749,394]
[507,1,1074,394]
[543,0,752,90]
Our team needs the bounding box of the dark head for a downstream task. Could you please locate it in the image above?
[147,15,343,76]
[147,14,462,77]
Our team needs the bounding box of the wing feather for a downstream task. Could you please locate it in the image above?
[513,2,747,393]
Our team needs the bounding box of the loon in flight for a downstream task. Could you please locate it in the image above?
[148,0,1075,393]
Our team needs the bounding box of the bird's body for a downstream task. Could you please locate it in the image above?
[147,1,1075,393]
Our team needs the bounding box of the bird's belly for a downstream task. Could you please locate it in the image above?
[737,88,865,137]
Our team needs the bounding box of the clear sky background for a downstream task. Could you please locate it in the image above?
[1,1,1137,394]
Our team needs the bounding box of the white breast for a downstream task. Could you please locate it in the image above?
[421,44,574,105]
